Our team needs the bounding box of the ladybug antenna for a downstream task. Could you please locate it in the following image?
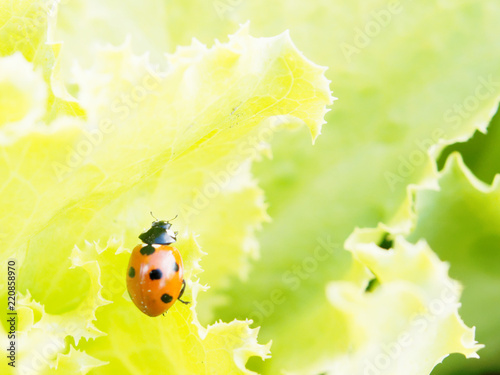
[167,214,178,223]
[150,211,158,221]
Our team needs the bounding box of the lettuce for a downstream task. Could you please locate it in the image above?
[410,153,500,374]
[2,0,500,374]
[0,2,332,374]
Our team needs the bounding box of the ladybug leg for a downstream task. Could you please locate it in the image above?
[178,279,190,305]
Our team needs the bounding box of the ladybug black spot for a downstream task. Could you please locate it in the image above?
[161,293,173,304]
[128,267,135,278]
[140,244,155,256]
[149,269,162,280]
[174,262,179,272]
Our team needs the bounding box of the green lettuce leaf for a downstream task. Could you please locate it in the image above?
[189,1,500,373]
[324,228,482,374]
[409,153,500,374]
[438,107,500,185]
[0,4,332,373]
[3,0,500,374]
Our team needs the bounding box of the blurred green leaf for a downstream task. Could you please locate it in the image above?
[410,153,500,375]
[438,106,500,185]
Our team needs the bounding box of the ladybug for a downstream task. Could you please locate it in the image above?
[126,215,188,317]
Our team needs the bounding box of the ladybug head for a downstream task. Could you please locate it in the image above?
[139,219,177,245]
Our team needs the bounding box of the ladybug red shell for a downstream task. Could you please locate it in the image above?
[126,219,188,317]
